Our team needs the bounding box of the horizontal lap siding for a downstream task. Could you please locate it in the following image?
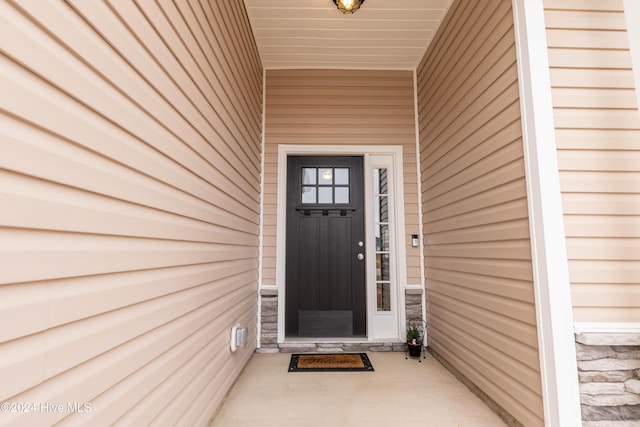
[0,1,262,425]
[262,69,420,286]
[417,0,542,425]
[544,0,640,322]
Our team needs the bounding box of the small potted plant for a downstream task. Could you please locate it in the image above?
[406,325,422,358]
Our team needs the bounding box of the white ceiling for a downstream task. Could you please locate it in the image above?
[242,0,454,70]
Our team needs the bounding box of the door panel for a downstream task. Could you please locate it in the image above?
[328,216,352,310]
[285,156,366,337]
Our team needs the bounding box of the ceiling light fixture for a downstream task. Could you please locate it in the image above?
[333,0,365,14]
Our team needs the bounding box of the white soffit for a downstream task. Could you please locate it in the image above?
[242,0,454,70]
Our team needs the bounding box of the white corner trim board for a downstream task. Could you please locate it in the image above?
[412,69,428,336]
[512,0,582,426]
[257,69,267,349]
[623,0,640,120]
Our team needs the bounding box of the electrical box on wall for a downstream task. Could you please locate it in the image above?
[411,234,419,247]
[230,323,248,352]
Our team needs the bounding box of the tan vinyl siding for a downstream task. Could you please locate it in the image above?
[417,0,542,425]
[262,69,421,286]
[0,1,262,425]
[545,0,640,322]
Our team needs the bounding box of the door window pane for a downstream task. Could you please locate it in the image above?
[318,187,333,203]
[302,186,317,204]
[302,168,317,185]
[319,168,333,185]
[378,196,389,222]
[376,254,390,281]
[374,168,388,195]
[335,187,349,204]
[334,168,349,185]
[377,283,391,311]
[376,225,389,251]
[374,196,389,222]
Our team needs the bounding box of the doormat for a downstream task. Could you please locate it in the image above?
[288,353,374,372]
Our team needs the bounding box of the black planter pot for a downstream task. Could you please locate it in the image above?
[407,342,422,358]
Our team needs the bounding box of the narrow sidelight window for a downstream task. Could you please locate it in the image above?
[374,168,391,312]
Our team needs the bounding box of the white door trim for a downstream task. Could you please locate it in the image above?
[276,145,406,342]
[512,0,582,425]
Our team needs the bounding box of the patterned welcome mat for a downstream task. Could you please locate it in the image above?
[288,353,374,372]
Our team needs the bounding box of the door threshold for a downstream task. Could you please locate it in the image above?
[284,337,369,343]
[258,340,405,354]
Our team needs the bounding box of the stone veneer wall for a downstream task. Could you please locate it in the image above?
[405,288,424,327]
[405,288,426,346]
[576,333,640,425]
[257,288,425,352]
[259,289,279,353]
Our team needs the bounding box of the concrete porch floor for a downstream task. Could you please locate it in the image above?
[210,351,509,427]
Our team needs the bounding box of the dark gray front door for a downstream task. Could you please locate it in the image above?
[285,156,366,337]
